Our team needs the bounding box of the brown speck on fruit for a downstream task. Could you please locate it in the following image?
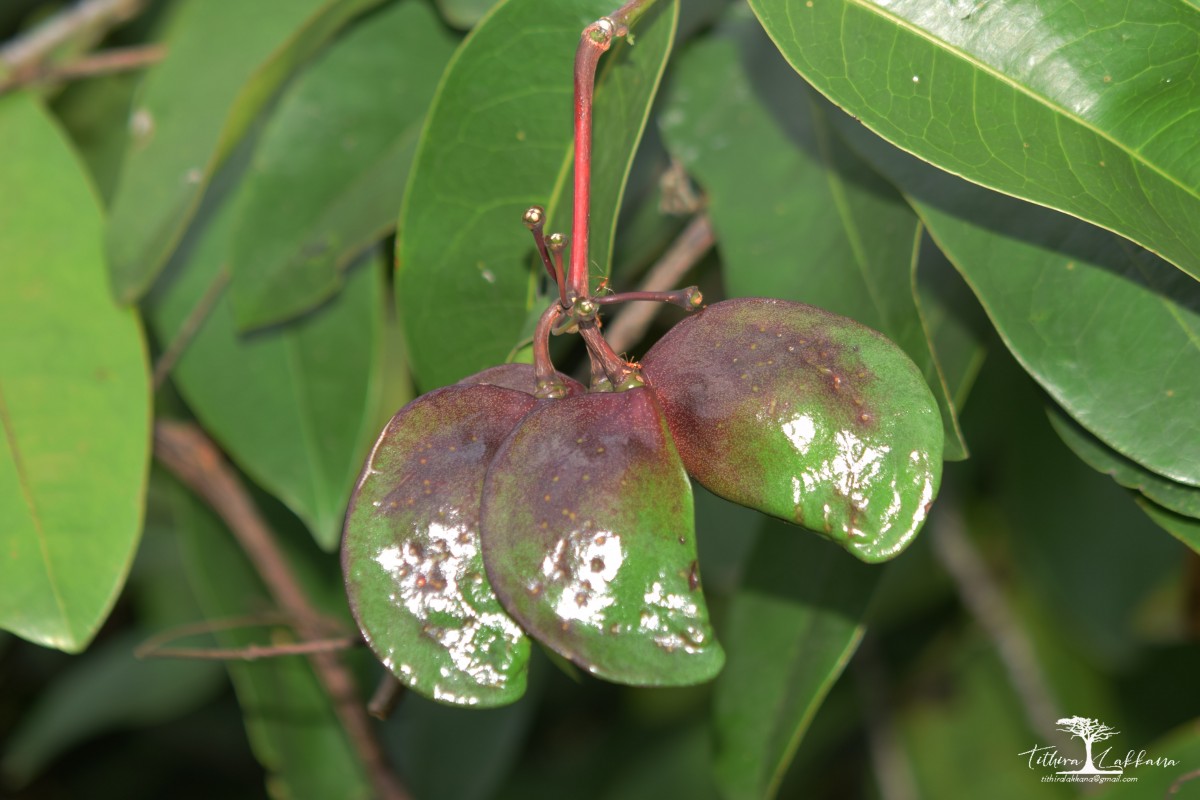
[415,574,427,588]
[388,500,398,508]
[448,445,456,452]
[595,534,607,545]
[528,583,543,596]
[609,623,620,634]
[560,621,570,632]
[582,473,590,481]
[575,591,588,606]
[924,501,933,514]
[407,542,424,557]
[544,494,551,502]
[419,457,427,464]
[591,557,605,572]
[688,560,700,591]
[596,446,605,454]
[678,536,686,545]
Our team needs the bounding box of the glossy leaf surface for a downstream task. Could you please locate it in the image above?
[838,126,1200,487]
[481,388,724,684]
[174,486,370,799]
[228,1,456,329]
[713,522,878,800]
[660,11,967,460]
[1049,408,1200,521]
[106,0,382,302]
[397,0,677,389]
[0,93,150,652]
[147,205,381,550]
[344,385,539,707]
[749,0,1200,283]
[643,298,943,562]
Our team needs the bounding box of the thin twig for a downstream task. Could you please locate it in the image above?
[1,0,145,75]
[152,268,230,390]
[154,420,410,800]
[930,501,1064,745]
[368,676,406,721]
[1168,766,1200,796]
[140,637,359,661]
[605,213,714,355]
[0,43,164,92]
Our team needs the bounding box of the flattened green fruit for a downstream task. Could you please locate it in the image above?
[342,385,538,707]
[457,363,584,396]
[480,388,724,685]
[642,298,943,562]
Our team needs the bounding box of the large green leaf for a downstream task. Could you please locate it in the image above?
[173,485,371,800]
[748,0,1200,283]
[837,124,1200,487]
[0,92,150,653]
[106,0,385,303]
[397,0,678,389]
[1049,408,1200,521]
[228,0,457,330]
[712,522,879,800]
[147,205,382,551]
[659,11,967,460]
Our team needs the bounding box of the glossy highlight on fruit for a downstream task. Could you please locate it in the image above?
[480,388,724,684]
[342,383,539,707]
[642,298,943,562]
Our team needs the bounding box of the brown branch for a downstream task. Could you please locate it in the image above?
[930,501,1065,746]
[154,420,410,800]
[0,43,164,92]
[604,213,714,355]
[1,0,146,76]
[139,637,359,661]
[1169,767,1200,796]
[368,675,406,721]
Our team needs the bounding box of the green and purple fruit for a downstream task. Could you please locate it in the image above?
[480,388,724,684]
[342,383,539,707]
[457,362,585,396]
[642,298,943,562]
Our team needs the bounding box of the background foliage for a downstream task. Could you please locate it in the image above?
[2,0,1198,797]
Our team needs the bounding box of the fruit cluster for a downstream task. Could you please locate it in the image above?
[341,8,943,708]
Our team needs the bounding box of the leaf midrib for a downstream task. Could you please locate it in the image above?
[774,0,1200,207]
[0,380,72,640]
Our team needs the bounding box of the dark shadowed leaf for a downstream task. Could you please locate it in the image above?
[1049,408,1200,521]
[0,92,150,653]
[481,388,724,685]
[147,203,382,551]
[173,485,371,800]
[397,0,677,389]
[836,122,1200,488]
[229,0,457,329]
[106,0,384,302]
[660,10,967,461]
[643,298,943,562]
[1137,501,1200,555]
[748,0,1200,283]
[712,522,878,800]
[1095,719,1200,798]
